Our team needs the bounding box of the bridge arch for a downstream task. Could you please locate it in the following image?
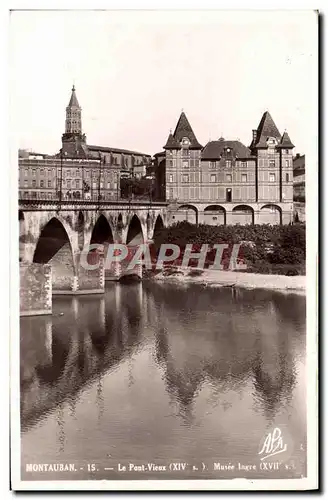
[259,204,282,225]
[232,205,254,225]
[33,217,76,290]
[126,214,145,245]
[90,214,114,247]
[176,204,198,224]
[151,214,165,240]
[203,205,226,225]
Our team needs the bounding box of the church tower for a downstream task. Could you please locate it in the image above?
[65,85,82,134]
[61,85,88,158]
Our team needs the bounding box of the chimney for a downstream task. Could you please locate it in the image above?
[252,129,257,143]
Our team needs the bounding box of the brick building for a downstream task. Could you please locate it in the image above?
[19,86,151,201]
[155,110,295,225]
[293,153,305,201]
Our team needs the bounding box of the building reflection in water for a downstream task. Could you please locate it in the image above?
[20,282,144,433]
[146,282,303,426]
[20,282,305,442]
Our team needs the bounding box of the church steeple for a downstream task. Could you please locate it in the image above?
[65,85,82,134]
[61,85,88,158]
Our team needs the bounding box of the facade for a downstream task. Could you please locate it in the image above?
[19,86,151,201]
[156,111,295,225]
[293,153,305,200]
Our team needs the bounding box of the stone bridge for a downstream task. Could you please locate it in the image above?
[19,200,168,314]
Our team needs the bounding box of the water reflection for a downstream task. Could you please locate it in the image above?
[20,281,306,479]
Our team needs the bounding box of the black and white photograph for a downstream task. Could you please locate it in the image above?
[10,7,318,491]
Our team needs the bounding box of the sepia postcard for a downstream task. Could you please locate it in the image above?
[10,7,318,491]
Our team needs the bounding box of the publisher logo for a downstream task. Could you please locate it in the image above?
[258,427,290,462]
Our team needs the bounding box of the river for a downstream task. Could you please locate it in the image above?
[20,281,306,481]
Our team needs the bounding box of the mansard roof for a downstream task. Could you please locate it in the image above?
[252,111,281,148]
[164,112,203,149]
[201,139,254,160]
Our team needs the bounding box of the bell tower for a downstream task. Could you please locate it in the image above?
[61,85,87,157]
[65,85,82,134]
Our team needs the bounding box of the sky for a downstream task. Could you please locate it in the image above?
[9,10,318,156]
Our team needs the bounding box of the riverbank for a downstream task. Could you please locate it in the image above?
[150,267,306,294]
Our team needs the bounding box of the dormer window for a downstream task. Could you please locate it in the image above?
[181,137,190,148]
[226,148,231,153]
[267,137,277,146]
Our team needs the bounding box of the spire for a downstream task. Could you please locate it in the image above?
[68,85,80,108]
[163,132,179,150]
[170,111,203,149]
[253,111,281,148]
[65,85,82,134]
[277,130,295,149]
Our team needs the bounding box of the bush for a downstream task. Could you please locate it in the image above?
[152,222,306,272]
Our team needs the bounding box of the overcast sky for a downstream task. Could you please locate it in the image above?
[9,10,317,156]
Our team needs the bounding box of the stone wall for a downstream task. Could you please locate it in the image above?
[20,263,52,316]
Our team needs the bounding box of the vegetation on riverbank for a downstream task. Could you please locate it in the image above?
[151,221,306,276]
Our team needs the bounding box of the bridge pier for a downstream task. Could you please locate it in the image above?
[20,263,52,316]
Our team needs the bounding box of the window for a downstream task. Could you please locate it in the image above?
[67,169,71,176]
[213,217,217,221]
[24,180,28,187]
[92,182,97,189]
[40,169,44,175]
[241,162,247,168]
[242,174,247,183]
[182,174,189,183]
[285,149,289,154]
[107,182,111,189]
[169,174,173,183]
[48,169,51,175]
[32,169,36,177]
[285,160,289,167]
[226,188,232,202]
[40,180,44,187]
[226,160,232,168]
[48,180,51,187]
[210,161,216,169]
[210,174,216,183]
[114,182,118,190]
[100,182,104,188]
[32,180,36,187]
[169,160,174,167]
[286,173,289,183]
[269,160,275,168]
[182,160,189,169]
[67,180,71,188]
[269,173,276,182]
[226,174,232,182]
[24,169,28,177]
